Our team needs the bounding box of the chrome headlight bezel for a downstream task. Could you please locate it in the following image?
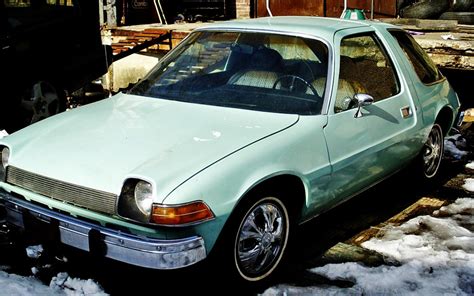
[0,146,9,182]
[118,178,154,223]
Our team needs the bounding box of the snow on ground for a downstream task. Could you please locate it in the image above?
[463,178,474,192]
[263,198,474,295]
[0,270,63,295]
[444,134,469,160]
[467,162,474,170]
[464,163,474,191]
[0,243,106,294]
[0,269,106,296]
[50,272,107,296]
[26,245,43,259]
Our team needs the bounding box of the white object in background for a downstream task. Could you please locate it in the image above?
[441,34,456,40]
[266,0,273,17]
[0,130,8,139]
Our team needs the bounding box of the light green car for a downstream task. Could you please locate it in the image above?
[0,17,461,283]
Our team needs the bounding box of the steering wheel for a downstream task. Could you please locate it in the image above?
[272,75,319,96]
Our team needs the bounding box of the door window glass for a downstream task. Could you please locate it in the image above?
[335,33,400,113]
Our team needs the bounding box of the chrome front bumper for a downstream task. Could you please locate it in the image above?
[0,192,206,270]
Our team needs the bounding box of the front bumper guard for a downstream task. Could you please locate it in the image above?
[1,193,206,270]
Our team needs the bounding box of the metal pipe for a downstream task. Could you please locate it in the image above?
[153,0,163,24]
[157,0,167,24]
[371,0,374,19]
[341,0,347,17]
[98,0,104,26]
[266,0,273,17]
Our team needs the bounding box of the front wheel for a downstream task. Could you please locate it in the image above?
[216,195,291,283]
[421,123,444,179]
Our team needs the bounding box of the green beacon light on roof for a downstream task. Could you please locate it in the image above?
[341,8,367,20]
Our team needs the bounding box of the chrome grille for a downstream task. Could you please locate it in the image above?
[6,166,117,215]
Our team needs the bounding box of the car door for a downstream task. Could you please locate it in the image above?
[322,28,422,210]
[336,32,419,176]
[322,31,379,210]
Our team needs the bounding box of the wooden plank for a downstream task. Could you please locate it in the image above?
[142,28,169,34]
[112,33,172,61]
[348,197,447,245]
[412,31,474,70]
[380,18,417,26]
[416,19,458,31]
[134,33,163,38]
[428,53,474,70]
[462,108,474,123]
[319,242,387,266]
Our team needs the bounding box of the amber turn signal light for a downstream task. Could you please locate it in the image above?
[151,201,214,226]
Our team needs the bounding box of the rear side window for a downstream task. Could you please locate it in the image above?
[390,30,442,84]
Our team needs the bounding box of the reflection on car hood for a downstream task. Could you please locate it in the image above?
[5,93,299,199]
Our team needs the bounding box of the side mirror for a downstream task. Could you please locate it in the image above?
[354,93,374,118]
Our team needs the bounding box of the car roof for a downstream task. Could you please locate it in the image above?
[196,16,397,42]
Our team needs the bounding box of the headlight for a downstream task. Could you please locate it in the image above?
[118,179,153,223]
[134,180,153,215]
[0,146,9,181]
[117,178,214,226]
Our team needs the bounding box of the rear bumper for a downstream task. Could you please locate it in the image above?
[0,191,206,270]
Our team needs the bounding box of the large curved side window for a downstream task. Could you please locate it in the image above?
[389,30,442,84]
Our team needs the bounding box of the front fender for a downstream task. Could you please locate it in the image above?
[163,115,331,253]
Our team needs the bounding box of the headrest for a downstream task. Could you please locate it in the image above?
[250,46,283,71]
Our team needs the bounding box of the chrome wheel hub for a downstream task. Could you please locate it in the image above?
[261,232,273,249]
[236,201,287,278]
[423,125,443,178]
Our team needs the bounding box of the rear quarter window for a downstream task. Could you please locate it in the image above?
[389,30,442,84]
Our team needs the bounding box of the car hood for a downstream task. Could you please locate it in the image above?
[5,93,298,200]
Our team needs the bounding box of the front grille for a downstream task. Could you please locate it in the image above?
[6,166,117,215]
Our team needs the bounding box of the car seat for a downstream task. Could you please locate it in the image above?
[227,46,283,88]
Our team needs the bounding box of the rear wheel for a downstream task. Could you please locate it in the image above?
[421,123,444,179]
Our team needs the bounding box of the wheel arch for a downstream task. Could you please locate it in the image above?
[216,173,308,242]
[435,105,455,136]
[207,173,307,281]
[238,174,307,222]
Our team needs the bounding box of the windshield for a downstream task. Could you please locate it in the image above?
[130,31,329,115]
